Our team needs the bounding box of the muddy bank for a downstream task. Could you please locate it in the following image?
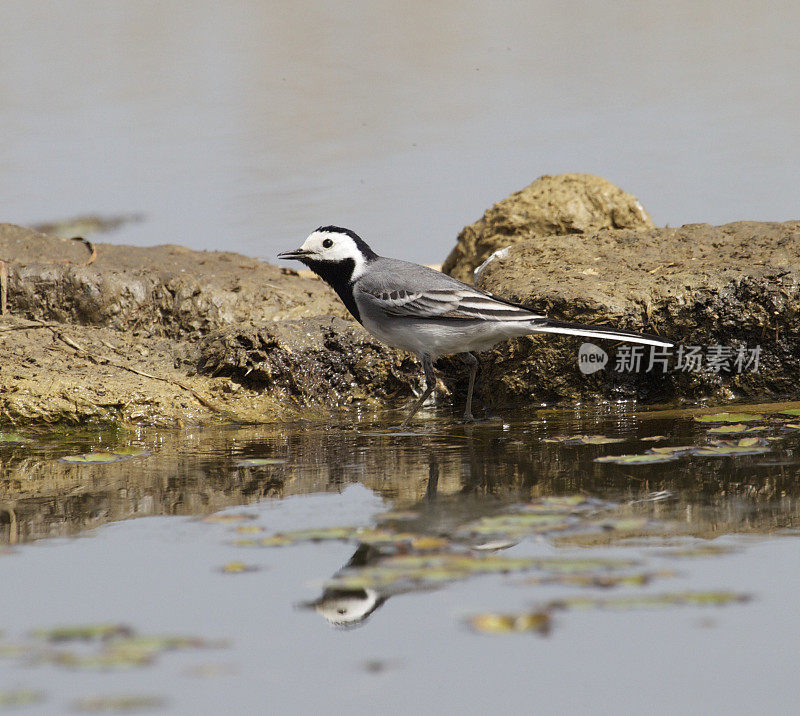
[474,221,800,406]
[2,197,800,427]
[0,223,414,425]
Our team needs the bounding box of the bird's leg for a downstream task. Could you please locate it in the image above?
[460,352,479,422]
[401,354,436,428]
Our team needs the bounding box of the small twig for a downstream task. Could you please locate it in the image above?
[53,331,86,352]
[0,322,60,333]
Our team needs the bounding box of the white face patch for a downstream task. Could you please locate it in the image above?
[299,230,368,280]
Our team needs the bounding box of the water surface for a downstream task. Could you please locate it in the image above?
[1,404,799,713]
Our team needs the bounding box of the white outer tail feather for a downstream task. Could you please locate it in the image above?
[530,324,673,348]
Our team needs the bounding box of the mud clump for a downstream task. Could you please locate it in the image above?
[441,174,653,283]
[474,221,800,406]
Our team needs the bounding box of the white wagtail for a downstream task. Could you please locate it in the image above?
[279,226,674,425]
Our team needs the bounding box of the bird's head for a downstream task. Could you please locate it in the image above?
[278,226,378,283]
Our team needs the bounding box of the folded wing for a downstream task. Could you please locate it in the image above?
[361,286,545,322]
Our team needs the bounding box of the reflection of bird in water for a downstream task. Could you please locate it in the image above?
[307,588,386,628]
[299,452,523,629]
[300,545,389,628]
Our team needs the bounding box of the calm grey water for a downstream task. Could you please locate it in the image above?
[2,404,800,713]
[1,1,799,263]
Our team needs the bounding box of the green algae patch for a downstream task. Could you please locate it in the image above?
[546,591,750,611]
[706,424,766,435]
[236,458,286,467]
[658,544,738,558]
[519,570,676,589]
[0,689,45,708]
[694,413,764,424]
[325,553,541,592]
[647,445,699,456]
[202,513,257,524]
[0,432,29,444]
[32,624,133,642]
[467,591,750,636]
[218,562,259,574]
[59,452,127,464]
[543,435,625,445]
[232,525,265,534]
[526,557,640,574]
[778,409,800,417]
[41,634,226,671]
[72,694,166,712]
[693,438,770,457]
[467,611,551,636]
[595,453,679,465]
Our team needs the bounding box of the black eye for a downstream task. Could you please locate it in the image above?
[322,238,333,248]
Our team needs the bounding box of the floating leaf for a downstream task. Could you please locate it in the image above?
[0,432,28,444]
[44,634,225,671]
[519,570,676,589]
[546,591,750,611]
[694,413,763,423]
[218,562,258,574]
[236,458,286,467]
[693,438,770,457]
[706,424,765,435]
[594,452,679,465]
[528,558,640,574]
[467,611,551,635]
[456,513,573,539]
[325,553,542,591]
[778,408,800,417]
[784,423,800,430]
[32,624,133,643]
[234,526,358,546]
[543,435,625,445]
[658,544,738,558]
[647,445,698,456]
[72,695,165,712]
[233,525,265,534]
[0,689,45,707]
[59,452,126,464]
[640,435,668,442]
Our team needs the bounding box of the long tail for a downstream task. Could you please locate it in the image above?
[530,318,674,348]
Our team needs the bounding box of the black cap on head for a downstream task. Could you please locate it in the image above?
[315,226,378,260]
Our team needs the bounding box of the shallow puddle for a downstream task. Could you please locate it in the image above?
[1,403,800,712]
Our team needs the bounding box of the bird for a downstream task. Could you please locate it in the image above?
[278,226,674,426]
